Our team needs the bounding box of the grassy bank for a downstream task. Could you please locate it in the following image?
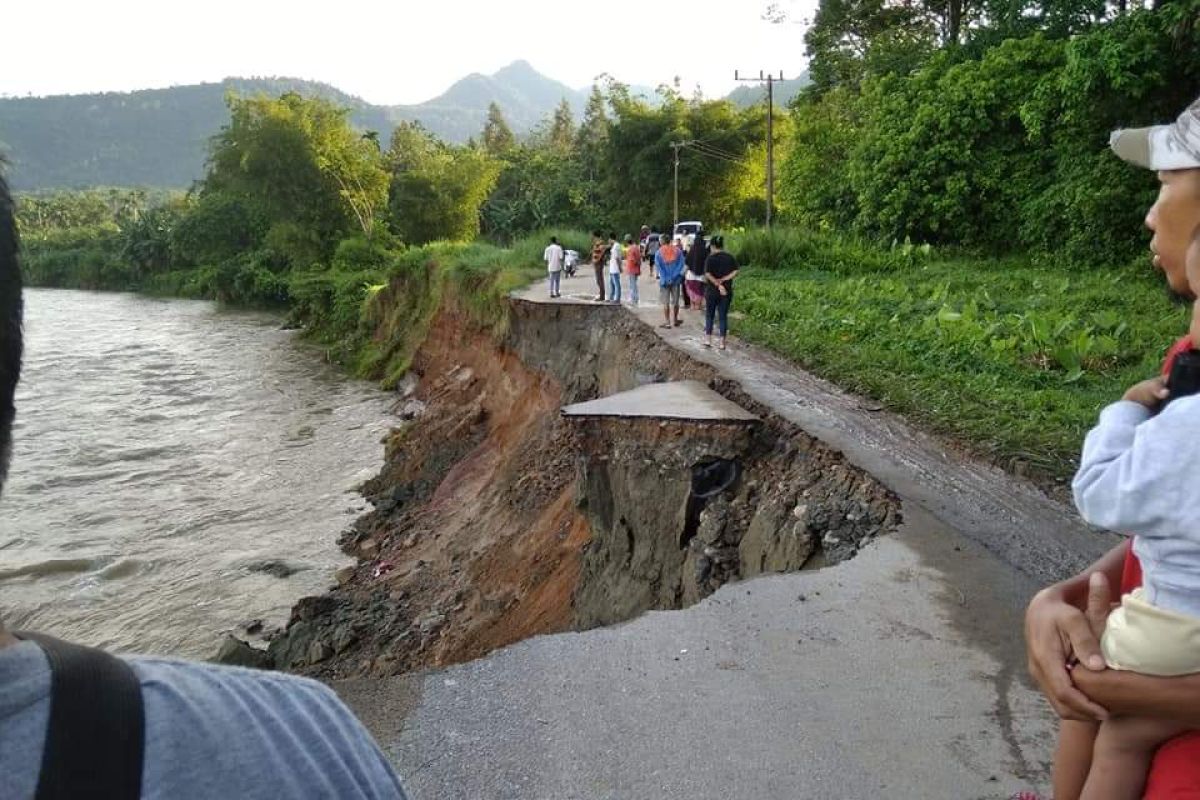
[729,228,1187,483]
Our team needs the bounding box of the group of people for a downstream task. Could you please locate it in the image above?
[543,226,740,350]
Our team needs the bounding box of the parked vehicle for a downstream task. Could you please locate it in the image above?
[674,221,703,251]
[563,249,580,277]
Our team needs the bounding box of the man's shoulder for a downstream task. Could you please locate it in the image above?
[129,656,406,797]
[130,655,353,726]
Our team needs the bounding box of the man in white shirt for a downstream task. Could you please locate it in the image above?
[543,236,565,298]
[607,232,623,304]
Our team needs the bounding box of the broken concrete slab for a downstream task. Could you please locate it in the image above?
[562,380,759,424]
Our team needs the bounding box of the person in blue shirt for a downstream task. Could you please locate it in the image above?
[654,235,686,329]
[0,173,408,799]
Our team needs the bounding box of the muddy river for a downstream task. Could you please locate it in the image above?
[0,289,393,658]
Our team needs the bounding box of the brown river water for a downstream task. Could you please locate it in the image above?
[0,289,394,658]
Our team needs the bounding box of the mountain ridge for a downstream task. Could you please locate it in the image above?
[0,62,800,190]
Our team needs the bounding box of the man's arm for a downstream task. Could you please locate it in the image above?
[1025,543,1128,720]
[1073,667,1200,726]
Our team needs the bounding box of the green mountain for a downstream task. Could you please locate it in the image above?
[726,71,811,109]
[0,78,391,191]
[397,60,588,143]
[0,63,588,190]
[0,62,786,190]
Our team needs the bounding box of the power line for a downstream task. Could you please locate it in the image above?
[683,144,743,165]
[686,142,744,162]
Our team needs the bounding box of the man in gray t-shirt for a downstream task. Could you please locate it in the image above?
[0,642,407,798]
[0,177,407,797]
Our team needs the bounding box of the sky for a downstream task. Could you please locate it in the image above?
[3,0,817,104]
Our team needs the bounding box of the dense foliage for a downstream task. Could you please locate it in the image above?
[781,0,1200,264]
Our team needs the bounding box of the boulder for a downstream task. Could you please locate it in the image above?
[213,635,274,670]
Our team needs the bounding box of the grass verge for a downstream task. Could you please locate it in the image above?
[731,230,1187,484]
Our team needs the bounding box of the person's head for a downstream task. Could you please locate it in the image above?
[592,230,603,239]
[624,234,633,245]
[710,235,725,251]
[609,231,617,242]
[550,236,558,245]
[1111,98,1200,300]
[0,171,22,498]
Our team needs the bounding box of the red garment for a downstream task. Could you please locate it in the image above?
[1127,335,1200,799]
[625,245,642,276]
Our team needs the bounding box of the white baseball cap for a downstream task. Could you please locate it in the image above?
[1110,98,1200,170]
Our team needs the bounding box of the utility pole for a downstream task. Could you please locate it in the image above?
[669,140,694,229]
[734,70,784,229]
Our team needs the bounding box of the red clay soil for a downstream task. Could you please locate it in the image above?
[292,308,591,678]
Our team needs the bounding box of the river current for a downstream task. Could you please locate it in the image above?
[0,289,394,658]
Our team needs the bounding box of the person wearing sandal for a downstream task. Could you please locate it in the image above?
[703,235,738,350]
[655,234,685,329]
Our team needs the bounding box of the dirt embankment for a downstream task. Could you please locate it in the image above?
[252,300,901,679]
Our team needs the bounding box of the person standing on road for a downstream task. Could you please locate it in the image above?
[703,235,738,350]
[686,229,709,314]
[655,233,685,328]
[644,229,661,279]
[607,232,623,304]
[590,230,607,302]
[544,236,564,299]
[624,234,642,306]
[676,235,692,310]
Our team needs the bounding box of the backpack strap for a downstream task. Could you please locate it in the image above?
[15,631,145,800]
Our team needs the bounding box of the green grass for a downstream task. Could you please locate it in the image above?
[734,234,1188,483]
[290,229,592,387]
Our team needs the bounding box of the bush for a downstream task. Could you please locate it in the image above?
[171,193,268,267]
[728,227,933,273]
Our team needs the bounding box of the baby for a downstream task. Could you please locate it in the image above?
[1054,304,1200,799]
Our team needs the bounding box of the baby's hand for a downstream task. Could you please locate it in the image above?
[1123,376,1169,409]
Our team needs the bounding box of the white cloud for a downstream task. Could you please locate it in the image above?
[3,0,816,103]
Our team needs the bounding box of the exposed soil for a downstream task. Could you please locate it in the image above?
[258,299,902,679]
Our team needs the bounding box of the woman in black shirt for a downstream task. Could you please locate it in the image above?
[703,235,739,350]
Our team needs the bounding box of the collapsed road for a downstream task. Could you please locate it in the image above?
[316,274,1108,798]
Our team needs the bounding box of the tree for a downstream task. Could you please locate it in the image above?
[548,99,575,153]
[803,0,939,92]
[386,123,503,244]
[482,103,516,156]
[574,86,611,220]
[203,93,388,261]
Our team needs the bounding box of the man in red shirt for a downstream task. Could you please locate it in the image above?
[1026,98,1200,797]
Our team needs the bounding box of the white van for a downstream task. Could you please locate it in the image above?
[674,221,703,251]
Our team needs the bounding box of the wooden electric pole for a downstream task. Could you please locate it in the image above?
[734,70,784,229]
[669,140,694,229]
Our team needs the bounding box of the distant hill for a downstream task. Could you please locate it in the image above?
[0,78,396,190]
[395,60,588,143]
[0,62,794,190]
[0,63,590,190]
[726,71,811,109]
